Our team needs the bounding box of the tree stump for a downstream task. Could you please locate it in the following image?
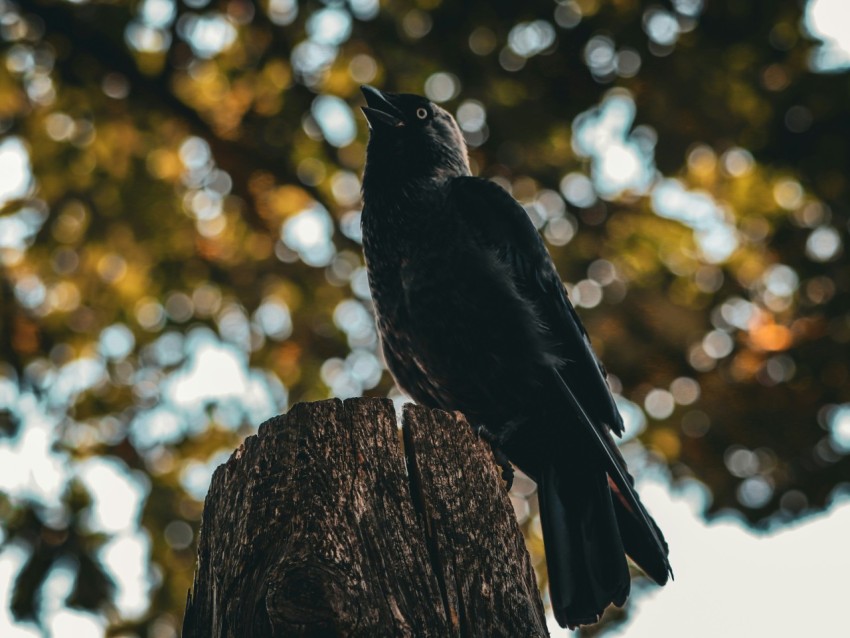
[182,397,548,637]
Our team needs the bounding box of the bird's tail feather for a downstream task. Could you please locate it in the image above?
[539,461,630,629]
[609,476,672,585]
[538,367,672,628]
[549,368,672,585]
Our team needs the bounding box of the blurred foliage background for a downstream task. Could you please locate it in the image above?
[0,0,849,635]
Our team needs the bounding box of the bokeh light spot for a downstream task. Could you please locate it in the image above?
[773,178,804,210]
[721,147,754,177]
[306,8,351,46]
[829,404,850,453]
[702,329,734,359]
[560,172,597,208]
[99,324,136,361]
[725,446,760,478]
[737,476,773,508]
[424,72,460,103]
[670,377,700,405]
[401,10,432,40]
[0,137,32,206]
[164,520,194,550]
[644,389,676,420]
[468,27,496,55]
[762,264,799,297]
[806,226,842,262]
[311,95,356,147]
[266,0,298,26]
[281,204,335,267]
[348,53,377,83]
[508,20,556,58]
[572,279,603,309]
[644,8,680,46]
[180,13,237,59]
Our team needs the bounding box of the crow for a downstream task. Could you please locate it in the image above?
[359,85,671,629]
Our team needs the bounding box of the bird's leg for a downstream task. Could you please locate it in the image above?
[475,424,515,491]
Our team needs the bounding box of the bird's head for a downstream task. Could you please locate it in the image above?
[360,85,470,190]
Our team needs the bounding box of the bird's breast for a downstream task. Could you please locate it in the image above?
[360,194,549,424]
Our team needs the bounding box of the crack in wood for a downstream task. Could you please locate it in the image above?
[183,398,547,637]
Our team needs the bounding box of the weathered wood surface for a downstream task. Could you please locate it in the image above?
[182,397,548,637]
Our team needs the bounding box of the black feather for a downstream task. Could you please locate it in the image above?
[359,85,671,628]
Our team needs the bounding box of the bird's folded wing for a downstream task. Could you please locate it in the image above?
[448,175,624,438]
[449,176,671,581]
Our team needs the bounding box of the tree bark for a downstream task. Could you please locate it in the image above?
[182,397,548,637]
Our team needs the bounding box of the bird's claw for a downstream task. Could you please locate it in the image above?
[475,424,514,491]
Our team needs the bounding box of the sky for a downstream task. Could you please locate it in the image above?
[548,478,850,637]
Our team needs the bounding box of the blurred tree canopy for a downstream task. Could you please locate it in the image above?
[0,0,848,635]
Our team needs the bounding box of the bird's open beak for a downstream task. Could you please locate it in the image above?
[360,85,404,128]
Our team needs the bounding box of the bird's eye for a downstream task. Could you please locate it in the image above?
[416,107,429,120]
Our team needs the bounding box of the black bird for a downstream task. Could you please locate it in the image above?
[359,85,671,629]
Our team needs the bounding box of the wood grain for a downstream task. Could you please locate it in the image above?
[182,398,547,637]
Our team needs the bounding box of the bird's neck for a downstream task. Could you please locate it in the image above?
[362,170,463,200]
[361,175,460,259]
